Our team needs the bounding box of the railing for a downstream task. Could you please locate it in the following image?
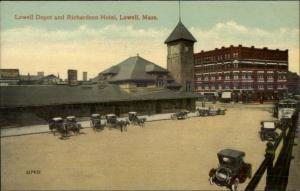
[245,113,298,191]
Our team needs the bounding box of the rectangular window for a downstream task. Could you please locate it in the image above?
[225,83,230,89]
[267,84,273,89]
[248,84,253,89]
[233,83,238,89]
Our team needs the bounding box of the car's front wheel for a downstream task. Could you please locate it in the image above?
[231,178,239,191]
[209,176,214,185]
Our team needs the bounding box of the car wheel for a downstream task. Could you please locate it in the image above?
[247,164,252,178]
[231,178,239,191]
[209,177,214,185]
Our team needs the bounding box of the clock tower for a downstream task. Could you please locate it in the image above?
[164,20,197,91]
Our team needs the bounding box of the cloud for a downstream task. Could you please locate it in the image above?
[1,21,299,79]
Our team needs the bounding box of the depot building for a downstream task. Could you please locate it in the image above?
[0,55,199,127]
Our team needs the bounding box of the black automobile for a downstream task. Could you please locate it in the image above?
[90,113,103,131]
[209,149,252,191]
[259,121,279,141]
[171,110,189,120]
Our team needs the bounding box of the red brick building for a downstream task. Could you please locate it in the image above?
[194,45,288,101]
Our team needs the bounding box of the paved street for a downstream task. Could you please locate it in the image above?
[1,102,273,137]
[1,106,274,190]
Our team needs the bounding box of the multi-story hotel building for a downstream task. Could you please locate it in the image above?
[194,45,288,101]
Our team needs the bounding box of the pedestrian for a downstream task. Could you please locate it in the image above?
[260,96,263,104]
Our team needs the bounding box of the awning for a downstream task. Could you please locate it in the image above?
[221,92,232,99]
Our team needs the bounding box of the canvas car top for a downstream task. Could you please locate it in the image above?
[279,98,298,104]
[91,114,100,117]
[218,149,245,159]
[52,117,63,121]
[262,121,276,129]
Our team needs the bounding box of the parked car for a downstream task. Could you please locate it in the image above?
[196,107,210,116]
[65,116,81,135]
[259,121,279,141]
[90,113,103,131]
[171,110,189,120]
[209,149,252,191]
[217,108,226,115]
[49,117,65,136]
[209,107,218,116]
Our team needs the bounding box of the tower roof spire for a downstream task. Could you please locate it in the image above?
[164,21,197,44]
[179,0,181,22]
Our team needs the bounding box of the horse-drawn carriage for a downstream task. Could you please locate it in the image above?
[65,116,81,135]
[49,117,66,136]
[49,116,81,138]
[90,113,104,131]
[171,110,189,120]
[106,114,118,128]
[128,112,146,127]
[106,114,129,132]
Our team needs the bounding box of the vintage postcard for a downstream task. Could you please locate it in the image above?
[0,1,299,191]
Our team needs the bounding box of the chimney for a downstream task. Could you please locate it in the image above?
[67,69,78,86]
[37,71,44,77]
[83,72,88,81]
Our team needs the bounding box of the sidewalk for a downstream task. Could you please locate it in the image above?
[1,112,198,138]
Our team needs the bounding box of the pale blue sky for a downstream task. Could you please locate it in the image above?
[1,1,299,78]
